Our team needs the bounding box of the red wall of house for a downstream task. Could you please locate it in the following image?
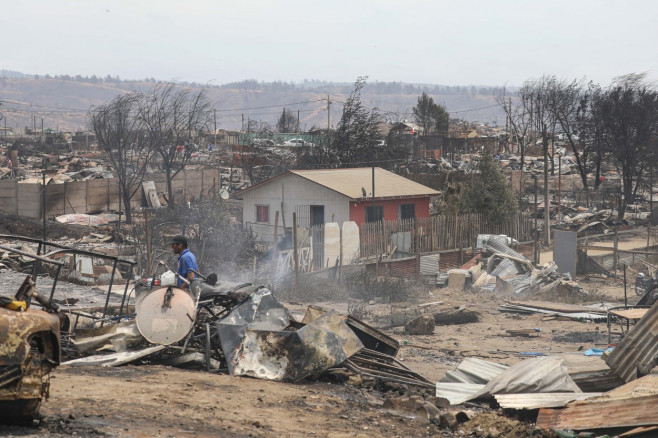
[348,197,431,226]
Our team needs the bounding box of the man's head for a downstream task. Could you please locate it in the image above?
[168,235,188,255]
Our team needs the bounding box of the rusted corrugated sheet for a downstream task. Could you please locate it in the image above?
[537,394,658,430]
[365,257,417,278]
[606,300,658,382]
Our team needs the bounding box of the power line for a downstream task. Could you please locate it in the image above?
[214,98,326,112]
[218,108,326,123]
[449,104,499,114]
[0,99,89,113]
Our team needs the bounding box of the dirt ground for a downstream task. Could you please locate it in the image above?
[0,271,626,437]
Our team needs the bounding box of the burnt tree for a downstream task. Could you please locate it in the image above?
[89,93,149,223]
[139,83,212,208]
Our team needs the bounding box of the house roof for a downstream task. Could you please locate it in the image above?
[236,167,439,200]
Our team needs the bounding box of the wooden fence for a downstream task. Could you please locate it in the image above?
[359,213,534,258]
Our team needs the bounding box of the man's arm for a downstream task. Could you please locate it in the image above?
[185,270,195,283]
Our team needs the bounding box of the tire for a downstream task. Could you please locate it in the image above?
[0,399,41,424]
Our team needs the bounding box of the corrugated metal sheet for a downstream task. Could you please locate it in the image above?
[440,358,508,384]
[470,357,581,401]
[437,357,582,406]
[488,257,526,277]
[499,302,607,322]
[290,168,440,200]
[494,392,603,410]
[484,238,527,260]
[606,300,658,382]
[537,394,658,430]
[435,382,485,405]
[419,254,440,276]
[507,300,608,314]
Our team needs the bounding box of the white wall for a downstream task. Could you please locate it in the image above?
[242,173,350,229]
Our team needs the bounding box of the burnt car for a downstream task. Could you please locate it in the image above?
[0,246,65,423]
[0,302,60,422]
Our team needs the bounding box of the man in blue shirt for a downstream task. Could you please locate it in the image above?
[168,235,198,290]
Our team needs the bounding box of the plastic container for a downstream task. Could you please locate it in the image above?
[160,270,176,286]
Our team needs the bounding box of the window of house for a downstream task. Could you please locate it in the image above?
[256,205,269,223]
[365,205,383,223]
[399,203,415,220]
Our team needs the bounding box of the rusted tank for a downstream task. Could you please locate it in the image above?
[0,307,61,422]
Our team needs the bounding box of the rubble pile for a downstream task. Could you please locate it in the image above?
[446,235,585,298]
[1,233,657,436]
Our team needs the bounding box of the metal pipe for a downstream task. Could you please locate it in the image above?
[31,242,43,278]
[0,244,64,266]
[49,265,62,302]
[102,259,119,321]
[119,265,134,316]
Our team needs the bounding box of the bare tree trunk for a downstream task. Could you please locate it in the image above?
[594,154,602,189]
[166,167,174,208]
[123,189,132,224]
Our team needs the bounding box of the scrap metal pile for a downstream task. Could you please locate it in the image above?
[62,280,432,390]
[446,235,585,298]
[435,299,658,436]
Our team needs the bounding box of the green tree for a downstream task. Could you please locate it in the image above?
[276,108,297,132]
[328,76,382,166]
[459,154,519,224]
[412,92,449,135]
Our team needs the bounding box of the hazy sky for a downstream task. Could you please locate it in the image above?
[4,0,656,87]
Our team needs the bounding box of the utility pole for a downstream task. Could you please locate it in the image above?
[42,171,46,242]
[649,162,654,254]
[534,176,539,263]
[296,110,300,136]
[327,95,331,131]
[213,109,217,151]
[543,125,550,246]
[558,153,562,224]
[508,97,512,154]
[505,98,509,153]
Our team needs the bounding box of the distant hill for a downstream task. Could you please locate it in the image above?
[0,74,513,133]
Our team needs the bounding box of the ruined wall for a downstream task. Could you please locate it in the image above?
[0,168,225,219]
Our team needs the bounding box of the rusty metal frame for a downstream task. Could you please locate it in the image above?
[606,305,653,343]
[0,234,136,319]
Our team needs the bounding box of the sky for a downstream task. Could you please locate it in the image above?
[3,0,657,87]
